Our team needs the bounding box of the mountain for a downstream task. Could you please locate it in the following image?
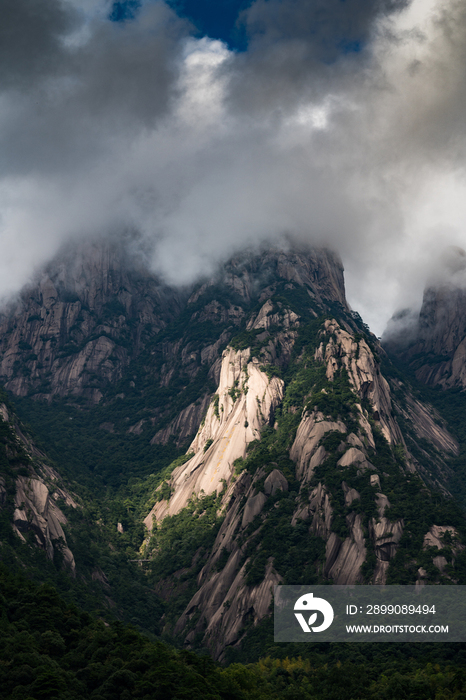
[0,238,184,404]
[1,238,466,665]
[0,237,345,404]
[382,250,466,514]
[383,246,466,390]
[143,311,463,659]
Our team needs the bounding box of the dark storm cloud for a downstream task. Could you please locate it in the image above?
[0,1,191,176]
[222,0,409,113]
[0,0,77,89]
[243,0,408,55]
[396,0,466,164]
[70,3,190,124]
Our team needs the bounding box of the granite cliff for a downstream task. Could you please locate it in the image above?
[0,391,77,572]
[142,274,462,659]
[0,239,348,446]
[0,238,184,403]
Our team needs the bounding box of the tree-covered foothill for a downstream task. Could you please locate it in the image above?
[0,564,259,700]
[2,564,466,700]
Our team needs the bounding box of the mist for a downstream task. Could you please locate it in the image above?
[1,0,466,335]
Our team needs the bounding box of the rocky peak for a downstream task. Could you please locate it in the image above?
[315,319,403,444]
[144,310,461,659]
[218,245,348,309]
[0,241,347,405]
[383,247,466,389]
[144,344,285,526]
[0,237,184,403]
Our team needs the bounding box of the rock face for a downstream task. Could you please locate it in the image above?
[315,320,403,444]
[0,398,77,571]
[146,308,461,659]
[0,240,347,407]
[13,476,76,571]
[384,284,466,388]
[0,238,184,403]
[150,394,212,447]
[144,346,285,526]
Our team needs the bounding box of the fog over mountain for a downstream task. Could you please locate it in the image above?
[1,0,466,334]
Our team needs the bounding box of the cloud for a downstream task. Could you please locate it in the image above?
[0,2,190,177]
[0,0,77,90]
[0,0,466,336]
[241,0,408,62]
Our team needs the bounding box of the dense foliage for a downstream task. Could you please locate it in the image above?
[2,564,466,700]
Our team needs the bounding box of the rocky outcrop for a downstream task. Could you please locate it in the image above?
[0,238,184,403]
[423,524,458,550]
[368,493,404,585]
[144,305,465,658]
[400,394,458,456]
[314,319,458,483]
[172,469,285,660]
[0,241,347,407]
[144,346,284,526]
[315,319,403,444]
[13,476,76,572]
[245,299,300,369]
[291,482,332,537]
[150,394,212,447]
[0,400,77,571]
[149,322,383,654]
[324,514,366,585]
[264,469,288,496]
[2,235,463,660]
[422,525,464,577]
[211,245,348,311]
[385,283,466,389]
[290,411,346,482]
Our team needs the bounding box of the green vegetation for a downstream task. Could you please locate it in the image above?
[14,396,183,492]
[143,490,225,625]
[145,491,224,578]
[259,364,282,380]
[310,368,359,430]
[232,319,466,590]
[0,564,256,700]
[204,438,214,452]
[228,379,241,402]
[155,480,172,501]
[230,329,263,351]
[243,497,326,586]
[0,395,204,637]
[2,564,466,700]
[225,325,337,586]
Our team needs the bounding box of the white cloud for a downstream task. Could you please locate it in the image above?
[1,0,466,337]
